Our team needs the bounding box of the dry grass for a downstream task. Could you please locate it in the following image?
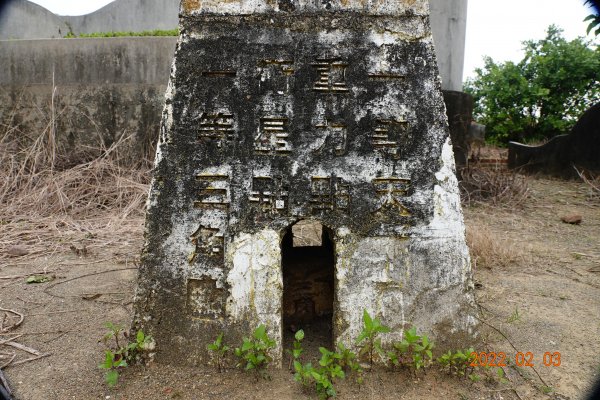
[575,167,600,200]
[0,97,151,264]
[466,224,525,269]
[459,165,530,207]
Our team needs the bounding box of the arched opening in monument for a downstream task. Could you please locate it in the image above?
[282,220,335,358]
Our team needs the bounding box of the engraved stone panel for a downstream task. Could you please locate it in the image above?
[134,0,475,367]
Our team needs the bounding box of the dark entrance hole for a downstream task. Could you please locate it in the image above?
[282,220,335,360]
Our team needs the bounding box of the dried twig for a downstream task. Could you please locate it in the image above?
[4,342,41,356]
[6,353,51,367]
[575,167,600,198]
[0,309,23,333]
[0,329,77,336]
[460,165,530,207]
[43,267,137,298]
[0,352,16,370]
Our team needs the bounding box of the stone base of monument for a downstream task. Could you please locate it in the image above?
[133,0,476,365]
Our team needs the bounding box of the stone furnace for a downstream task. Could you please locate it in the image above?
[133,0,475,365]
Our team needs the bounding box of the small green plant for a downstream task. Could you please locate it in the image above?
[356,309,390,368]
[540,385,554,394]
[294,347,346,399]
[387,326,434,372]
[507,306,522,323]
[98,323,153,388]
[336,343,363,384]
[207,333,230,372]
[234,324,275,379]
[287,329,304,369]
[471,365,509,384]
[437,348,475,377]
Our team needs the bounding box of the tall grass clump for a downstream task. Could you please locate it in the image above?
[0,90,151,261]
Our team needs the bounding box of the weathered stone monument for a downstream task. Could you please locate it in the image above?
[133,0,475,365]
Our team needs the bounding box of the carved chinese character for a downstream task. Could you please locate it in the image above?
[198,112,235,147]
[258,59,294,94]
[314,121,347,156]
[372,177,411,215]
[189,225,224,262]
[255,117,292,155]
[248,176,289,214]
[194,174,230,210]
[371,117,408,157]
[310,176,350,212]
[312,58,349,93]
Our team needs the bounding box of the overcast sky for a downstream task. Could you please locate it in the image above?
[27,0,599,81]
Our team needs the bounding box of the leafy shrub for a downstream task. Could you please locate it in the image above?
[356,309,390,368]
[234,324,275,379]
[207,333,230,372]
[98,322,154,387]
[387,326,434,371]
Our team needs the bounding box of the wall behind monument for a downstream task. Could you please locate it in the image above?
[0,37,177,158]
[0,0,467,157]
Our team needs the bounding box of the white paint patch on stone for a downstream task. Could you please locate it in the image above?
[226,229,283,361]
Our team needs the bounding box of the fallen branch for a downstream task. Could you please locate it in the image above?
[0,336,22,346]
[6,352,50,367]
[0,271,55,280]
[0,352,16,370]
[0,329,77,336]
[0,309,23,333]
[26,309,88,317]
[4,342,41,356]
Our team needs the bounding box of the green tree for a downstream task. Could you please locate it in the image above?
[584,1,600,37]
[465,25,600,145]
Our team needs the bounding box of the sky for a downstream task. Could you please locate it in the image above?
[27,0,599,82]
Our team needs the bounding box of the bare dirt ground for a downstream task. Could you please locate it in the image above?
[1,174,599,400]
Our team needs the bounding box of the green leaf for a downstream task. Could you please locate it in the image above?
[362,309,373,330]
[254,324,266,340]
[136,330,145,344]
[295,329,304,341]
[26,275,53,284]
[105,370,119,387]
[241,340,253,352]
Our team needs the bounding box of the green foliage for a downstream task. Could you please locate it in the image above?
[585,14,600,37]
[234,324,275,379]
[584,1,600,37]
[387,326,434,372]
[207,333,230,372]
[64,29,178,38]
[470,365,509,385]
[290,331,361,399]
[507,306,522,323]
[356,309,391,368]
[465,25,600,145]
[437,348,475,377]
[335,343,363,384]
[99,323,153,388]
[293,347,346,399]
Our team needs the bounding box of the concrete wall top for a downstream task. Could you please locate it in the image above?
[0,0,466,90]
[180,0,428,16]
[0,0,179,40]
[0,37,177,86]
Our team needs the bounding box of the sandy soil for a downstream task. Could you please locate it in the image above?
[1,176,599,400]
